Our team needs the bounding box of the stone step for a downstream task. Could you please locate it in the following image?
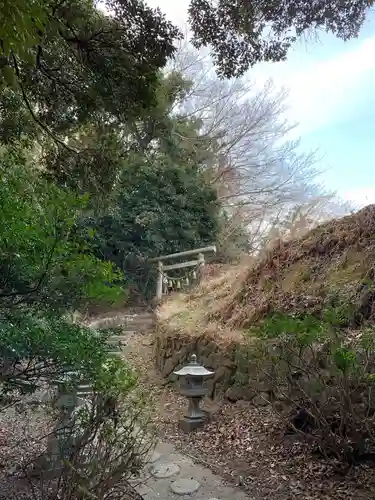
[106,346,124,351]
[117,316,154,324]
[106,338,127,344]
[77,392,92,399]
[94,333,132,342]
[77,389,93,397]
[121,322,154,330]
[89,313,154,329]
[106,339,124,346]
[77,383,92,390]
[106,348,124,353]
[91,322,153,332]
[107,334,132,339]
[121,325,148,331]
[125,312,154,319]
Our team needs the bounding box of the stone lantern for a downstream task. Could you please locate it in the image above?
[43,371,79,474]
[174,354,214,433]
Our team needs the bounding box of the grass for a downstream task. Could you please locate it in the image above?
[156,258,251,343]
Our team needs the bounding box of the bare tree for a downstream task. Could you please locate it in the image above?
[254,196,355,253]
[167,41,319,208]
[166,38,351,252]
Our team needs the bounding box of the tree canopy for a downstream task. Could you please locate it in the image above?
[1,0,181,146]
[2,0,373,82]
[188,0,374,77]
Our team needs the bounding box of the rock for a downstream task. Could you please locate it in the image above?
[135,483,154,498]
[148,451,161,463]
[225,386,243,402]
[251,380,271,392]
[212,365,230,383]
[202,397,221,415]
[161,357,178,377]
[6,465,19,476]
[170,478,201,495]
[225,385,255,402]
[273,400,287,412]
[149,462,180,479]
[252,392,270,406]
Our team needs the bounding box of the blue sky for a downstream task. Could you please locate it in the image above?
[147,1,375,207]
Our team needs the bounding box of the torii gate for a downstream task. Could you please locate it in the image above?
[150,245,217,302]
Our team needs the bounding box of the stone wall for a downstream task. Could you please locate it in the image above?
[154,324,270,404]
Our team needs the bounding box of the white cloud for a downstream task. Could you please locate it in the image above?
[148,0,190,27]
[268,37,375,135]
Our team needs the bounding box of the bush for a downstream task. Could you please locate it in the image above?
[7,387,155,500]
[249,312,375,470]
[0,311,136,403]
[0,144,130,402]
[0,145,125,312]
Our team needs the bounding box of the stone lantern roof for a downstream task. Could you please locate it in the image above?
[174,354,214,377]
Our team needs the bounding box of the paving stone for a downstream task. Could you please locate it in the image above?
[149,462,180,479]
[170,478,201,495]
[135,483,154,498]
[149,451,162,463]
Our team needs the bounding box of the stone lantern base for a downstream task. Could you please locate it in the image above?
[178,409,210,433]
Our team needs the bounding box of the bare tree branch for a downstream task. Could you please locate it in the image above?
[166,39,351,252]
[11,52,79,154]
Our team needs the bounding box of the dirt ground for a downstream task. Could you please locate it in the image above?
[124,331,375,500]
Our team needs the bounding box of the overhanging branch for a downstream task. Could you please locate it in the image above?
[11,52,79,154]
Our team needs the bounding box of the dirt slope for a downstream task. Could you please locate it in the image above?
[217,204,375,331]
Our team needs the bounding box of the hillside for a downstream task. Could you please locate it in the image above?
[155,204,375,408]
[221,204,375,330]
[159,204,375,337]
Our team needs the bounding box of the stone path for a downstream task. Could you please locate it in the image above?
[133,440,252,500]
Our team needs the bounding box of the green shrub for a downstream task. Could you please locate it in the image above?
[249,311,375,469]
[0,144,129,404]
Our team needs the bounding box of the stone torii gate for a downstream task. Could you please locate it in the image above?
[150,245,216,302]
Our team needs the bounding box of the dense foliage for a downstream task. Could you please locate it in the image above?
[1,0,180,120]
[0,144,130,400]
[84,154,220,298]
[0,146,123,311]
[2,0,372,81]
[0,0,181,201]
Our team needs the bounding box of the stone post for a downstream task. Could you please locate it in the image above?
[156,260,164,302]
[197,253,205,282]
[43,374,78,474]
